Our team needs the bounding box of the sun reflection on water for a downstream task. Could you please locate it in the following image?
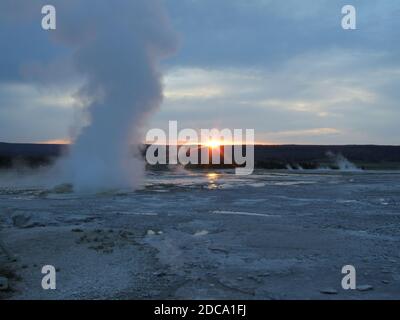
[207,172,219,189]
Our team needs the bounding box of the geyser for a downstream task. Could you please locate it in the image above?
[54,0,177,191]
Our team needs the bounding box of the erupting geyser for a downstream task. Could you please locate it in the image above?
[55,0,177,191]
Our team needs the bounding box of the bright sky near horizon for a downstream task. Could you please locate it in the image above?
[0,0,399,145]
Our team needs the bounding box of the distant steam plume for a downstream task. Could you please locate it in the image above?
[52,0,177,191]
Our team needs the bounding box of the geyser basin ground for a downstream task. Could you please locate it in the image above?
[1,170,400,299]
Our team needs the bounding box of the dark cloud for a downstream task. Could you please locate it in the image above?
[165,0,400,68]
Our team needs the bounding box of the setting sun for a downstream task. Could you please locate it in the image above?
[204,140,222,149]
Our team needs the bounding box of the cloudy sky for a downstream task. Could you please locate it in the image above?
[1,0,399,144]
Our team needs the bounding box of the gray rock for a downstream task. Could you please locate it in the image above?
[0,276,9,291]
[11,212,45,229]
[11,213,32,228]
[320,288,338,295]
[357,285,374,292]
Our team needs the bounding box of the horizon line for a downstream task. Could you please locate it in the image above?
[1,141,400,147]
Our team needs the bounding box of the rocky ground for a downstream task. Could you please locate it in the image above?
[1,170,400,299]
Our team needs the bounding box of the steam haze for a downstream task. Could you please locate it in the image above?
[53,0,177,191]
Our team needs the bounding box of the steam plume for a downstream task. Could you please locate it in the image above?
[54,0,177,191]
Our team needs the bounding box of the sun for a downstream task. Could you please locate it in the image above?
[204,140,222,149]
